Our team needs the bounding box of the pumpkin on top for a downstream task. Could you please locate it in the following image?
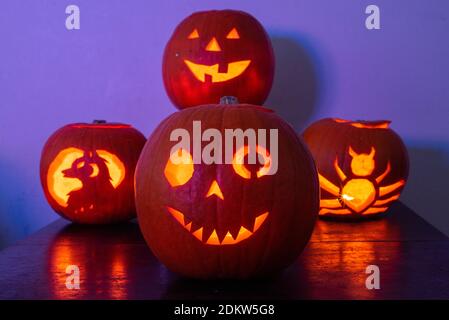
[163,10,275,109]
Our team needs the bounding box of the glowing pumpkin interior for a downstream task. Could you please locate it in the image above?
[183,26,251,83]
[333,118,391,129]
[47,147,126,207]
[163,146,272,246]
[318,146,405,215]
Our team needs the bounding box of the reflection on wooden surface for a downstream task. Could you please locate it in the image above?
[0,202,446,299]
[47,223,139,299]
[161,220,401,300]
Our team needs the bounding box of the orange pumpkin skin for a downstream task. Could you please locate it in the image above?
[163,10,274,110]
[40,121,146,224]
[302,118,409,220]
[135,103,319,279]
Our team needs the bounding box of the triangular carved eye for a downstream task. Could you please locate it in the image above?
[188,29,199,39]
[226,28,240,39]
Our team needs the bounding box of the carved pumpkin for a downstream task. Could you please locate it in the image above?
[302,118,409,220]
[135,99,318,279]
[163,10,274,109]
[40,121,146,224]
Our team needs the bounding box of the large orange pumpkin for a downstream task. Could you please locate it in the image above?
[163,10,274,109]
[302,118,409,220]
[135,98,318,279]
[40,121,146,224]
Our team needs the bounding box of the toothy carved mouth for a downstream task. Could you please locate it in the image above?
[166,206,268,245]
[184,59,251,83]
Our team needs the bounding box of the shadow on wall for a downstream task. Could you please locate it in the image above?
[0,159,30,249]
[401,142,449,237]
[267,34,325,132]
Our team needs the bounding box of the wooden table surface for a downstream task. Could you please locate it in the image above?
[0,202,448,299]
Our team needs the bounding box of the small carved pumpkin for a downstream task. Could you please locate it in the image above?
[302,118,409,220]
[163,10,274,109]
[40,121,146,224]
[135,99,318,279]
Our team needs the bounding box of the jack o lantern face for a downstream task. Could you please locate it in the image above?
[163,146,271,246]
[163,10,274,109]
[135,104,319,279]
[183,26,251,83]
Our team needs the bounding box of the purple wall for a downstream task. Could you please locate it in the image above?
[1,0,448,247]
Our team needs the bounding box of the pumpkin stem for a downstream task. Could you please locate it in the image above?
[93,120,107,124]
[220,96,239,105]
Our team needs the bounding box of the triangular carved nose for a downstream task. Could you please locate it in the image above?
[206,180,224,200]
[205,37,222,52]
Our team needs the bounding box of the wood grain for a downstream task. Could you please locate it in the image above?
[0,202,448,299]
